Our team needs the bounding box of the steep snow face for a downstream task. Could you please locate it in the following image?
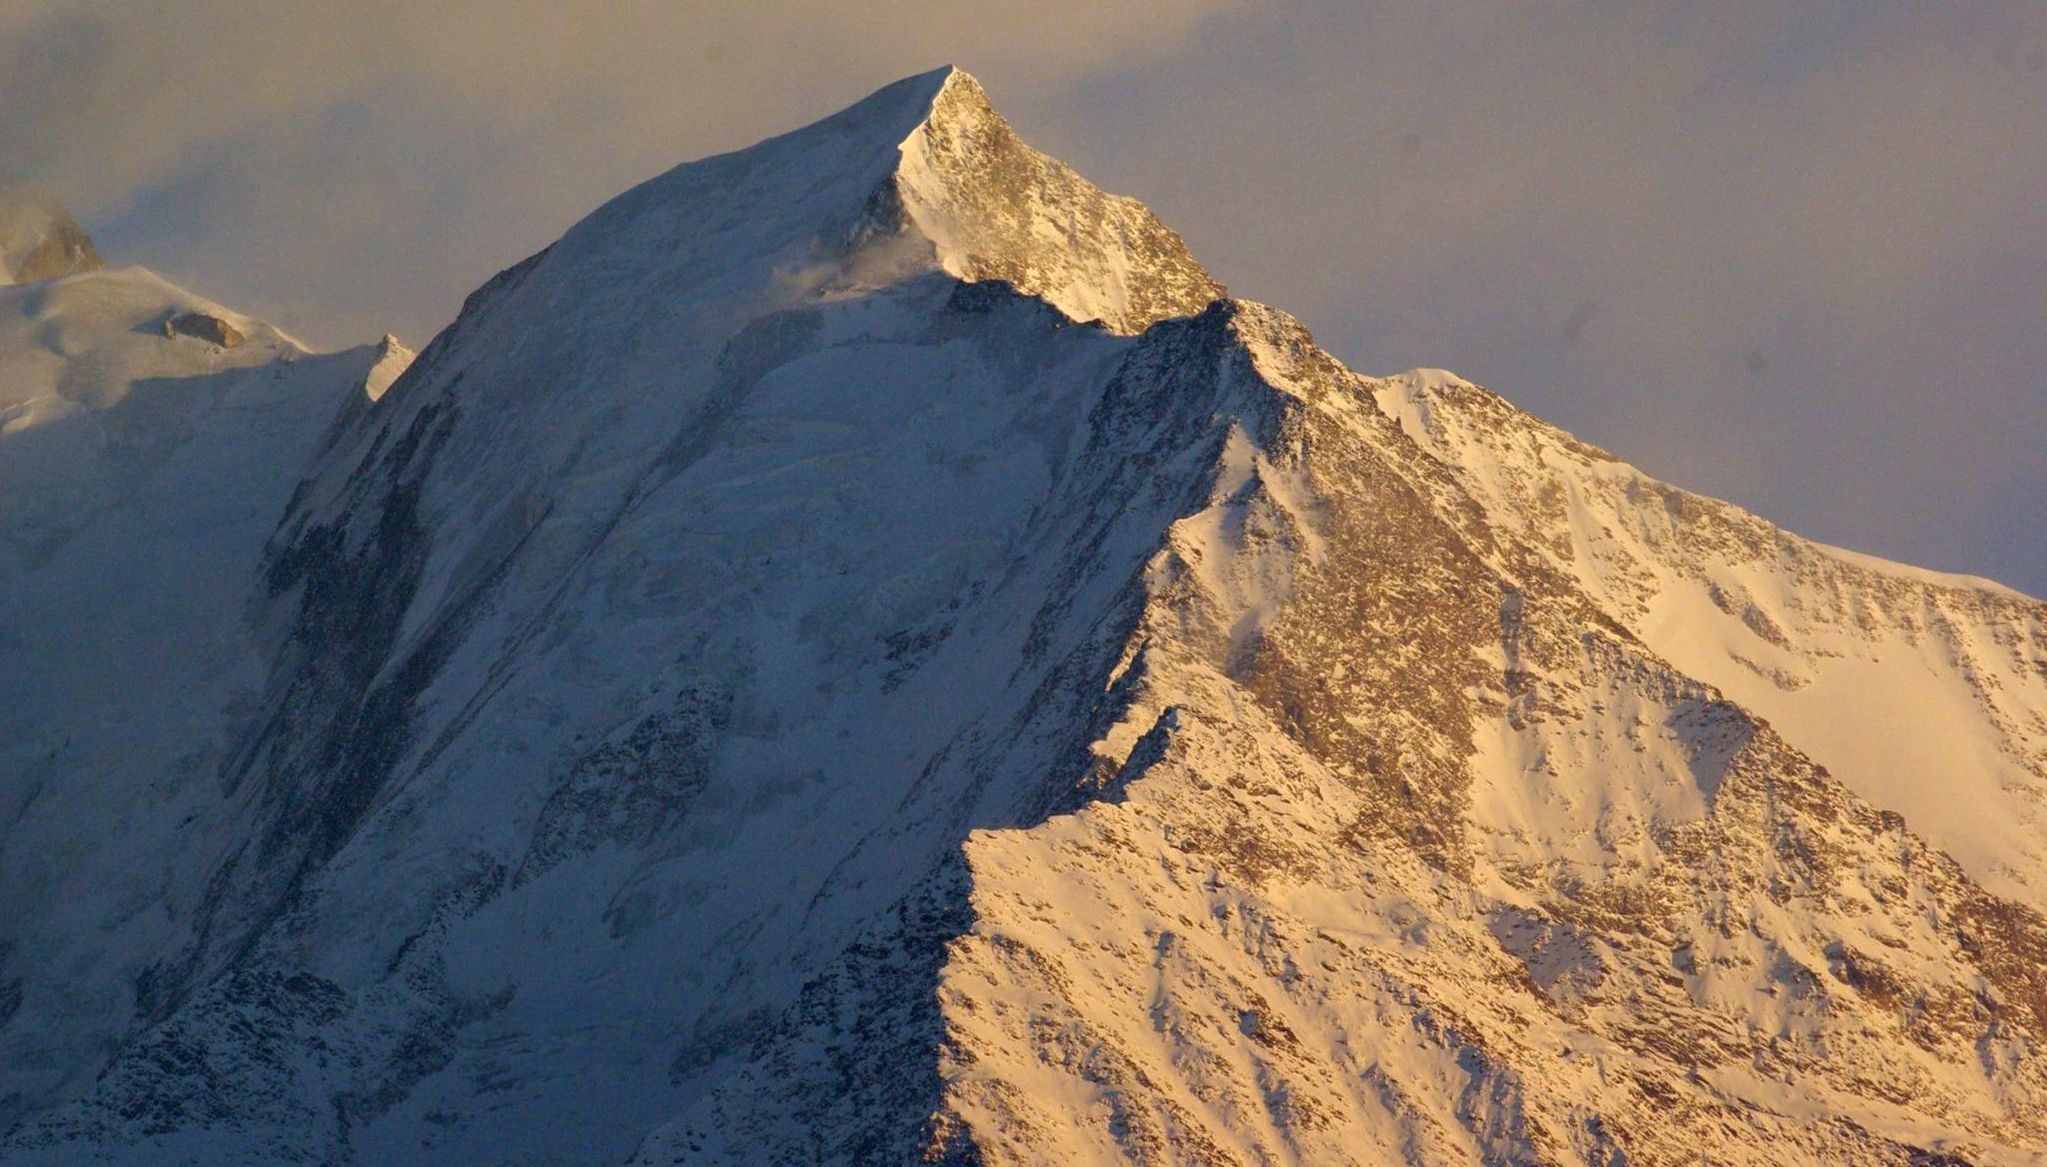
[5,67,2047,1167]
[10,283,1218,1164]
[0,67,1221,1160]
[1373,371,2047,907]
[0,267,406,1126]
[0,195,104,285]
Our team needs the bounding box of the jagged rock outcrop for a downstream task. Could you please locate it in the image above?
[887,68,1224,334]
[164,311,246,347]
[0,193,104,284]
[3,67,2044,1167]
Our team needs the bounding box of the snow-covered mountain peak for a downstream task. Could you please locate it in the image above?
[8,65,2047,1167]
[890,67,1224,333]
[0,193,104,285]
[474,66,1220,369]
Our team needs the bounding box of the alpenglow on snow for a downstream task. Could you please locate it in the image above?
[4,67,2046,1166]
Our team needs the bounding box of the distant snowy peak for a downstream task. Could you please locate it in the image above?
[0,266,300,415]
[0,194,104,285]
[886,67,1224,334]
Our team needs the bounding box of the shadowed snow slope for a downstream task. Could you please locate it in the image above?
[0,265,409,1127]
[4,68,2046,1166]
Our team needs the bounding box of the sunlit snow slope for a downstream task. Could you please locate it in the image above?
[4,69,2045,1167]
[1375,371,2047,905]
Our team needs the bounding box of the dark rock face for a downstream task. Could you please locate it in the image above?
[164,312,246,348]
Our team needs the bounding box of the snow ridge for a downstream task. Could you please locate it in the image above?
[1373,369,2047,905]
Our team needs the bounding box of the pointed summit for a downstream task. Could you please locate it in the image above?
[885,67,1224,333]
[524,66,1220,346]
[362,333,416,401]
[0,193,104,285]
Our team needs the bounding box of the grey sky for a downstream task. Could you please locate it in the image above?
[5,1,2043,593]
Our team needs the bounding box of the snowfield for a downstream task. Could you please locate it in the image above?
[4,67,2046,1166]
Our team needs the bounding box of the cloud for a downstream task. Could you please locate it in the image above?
[1049,0,2047,589]
[3,1,2043,592]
